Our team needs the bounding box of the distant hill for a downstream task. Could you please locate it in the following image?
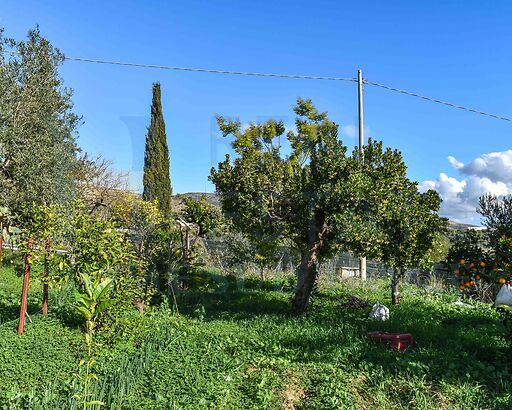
[173,192,220,213]
[447,220,483,231]
[175,192,220,206]
[176,192,482,231]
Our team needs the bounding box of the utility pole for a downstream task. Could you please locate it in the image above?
[358,69,367,281]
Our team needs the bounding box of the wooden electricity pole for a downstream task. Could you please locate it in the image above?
[358,69,367,281]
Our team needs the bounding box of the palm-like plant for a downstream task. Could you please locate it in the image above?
[72,273,114,409]
[75,273,114,351]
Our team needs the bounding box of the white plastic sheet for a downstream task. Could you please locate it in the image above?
[369,302,389,321]
[495,284,512,307]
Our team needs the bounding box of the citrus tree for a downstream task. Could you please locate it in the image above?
[12,202,70,321]
[210,98,441,313]
[66,205,135,327]
[374,177,446,304]
[448,195,512,291]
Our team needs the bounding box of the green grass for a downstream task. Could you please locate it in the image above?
[0,259,511,409]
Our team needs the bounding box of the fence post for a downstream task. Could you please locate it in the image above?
[18,237,33,336]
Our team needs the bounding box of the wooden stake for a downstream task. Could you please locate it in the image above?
[42,239,50,316]
[18,237,33,336]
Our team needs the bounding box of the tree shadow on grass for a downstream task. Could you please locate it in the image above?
[0,297,81,329]
[175,270,294,319]
[0,302,42,324]
[174,270,511,401]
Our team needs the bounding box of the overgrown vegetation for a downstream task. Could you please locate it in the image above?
[0,262,511,409]
[1,26,511,410]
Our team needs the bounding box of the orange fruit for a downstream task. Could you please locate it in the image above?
[460,259,466,265]
[480,261,486,267]
[499,278,506,285]
[475,275,481,280]
[469,263,475,268]
[469,281,475,286]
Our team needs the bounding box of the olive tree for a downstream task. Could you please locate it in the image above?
[0,27,80,212]
[210,98,443,313]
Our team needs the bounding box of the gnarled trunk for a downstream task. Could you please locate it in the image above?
[292,211,327,314]
[391,269,402,305]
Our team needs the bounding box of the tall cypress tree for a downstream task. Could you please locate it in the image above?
[143,83,172,216]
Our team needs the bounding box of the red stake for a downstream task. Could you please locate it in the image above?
[42,239,50,316]
[18,238,33,336]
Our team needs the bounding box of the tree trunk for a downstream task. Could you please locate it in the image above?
[184,228,190,268]
[42,239,50,316]
[292,211,327,314]
[136,239,145,314]
[0,220,3,267]
[391,269,401,305]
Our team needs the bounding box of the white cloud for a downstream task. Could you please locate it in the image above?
[421,150,512,224]
[447,156,464,170]
[420,173,474,222]
[341,124,372,140]
[461,176,509,201]
[341,125,356,138]
[449,150,512,183]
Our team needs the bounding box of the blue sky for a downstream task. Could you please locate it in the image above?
[1,1,512,224]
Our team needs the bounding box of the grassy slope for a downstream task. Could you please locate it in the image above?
[0,263,511,409]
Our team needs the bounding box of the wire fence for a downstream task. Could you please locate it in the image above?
[202,238,444,282]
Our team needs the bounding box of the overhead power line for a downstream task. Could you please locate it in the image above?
[2,50,511,122]
[364,80,511,122]
[63,56,512,123]
[64,55,358,82]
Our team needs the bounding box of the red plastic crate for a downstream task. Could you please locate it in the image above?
[367,331,414,351]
